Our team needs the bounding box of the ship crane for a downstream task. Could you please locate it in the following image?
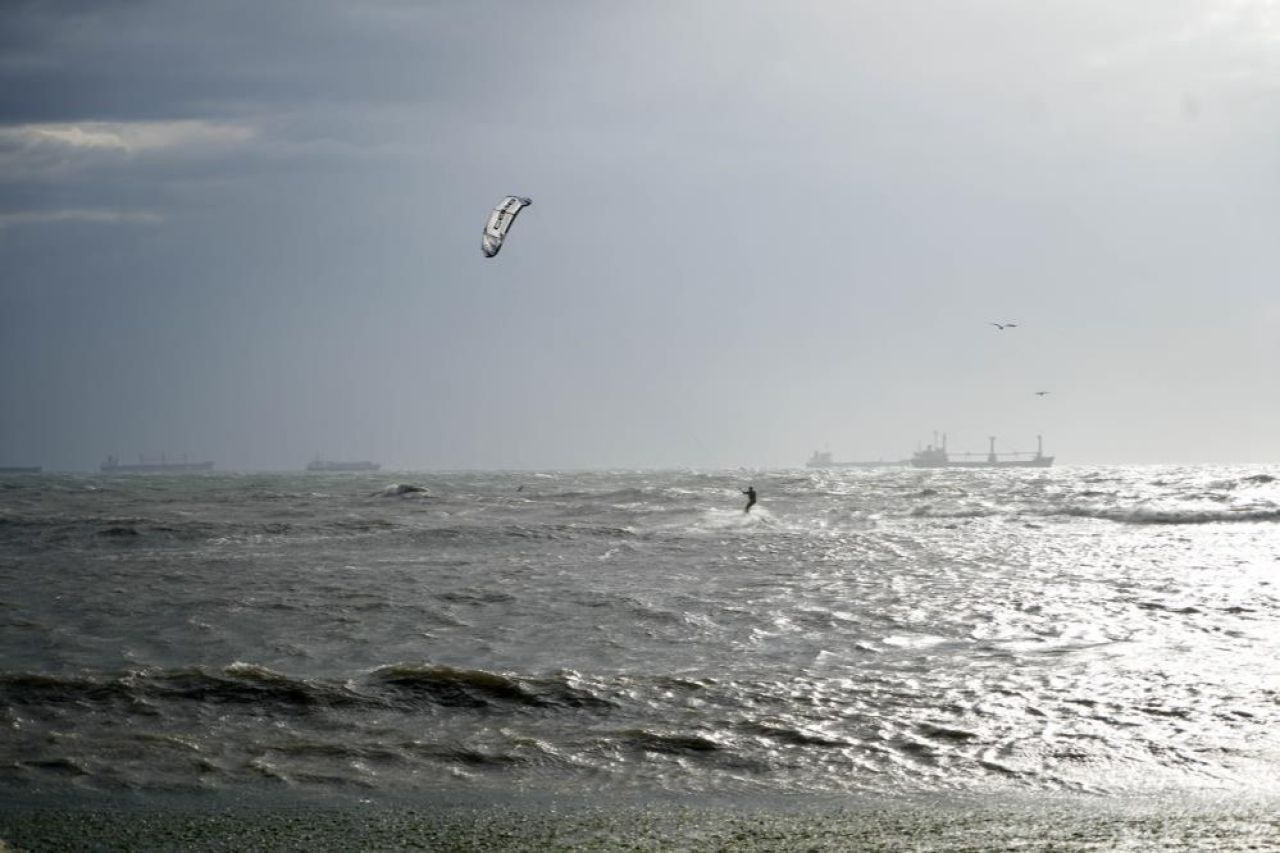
[911,434,1053,468]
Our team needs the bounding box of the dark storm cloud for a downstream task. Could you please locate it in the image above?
[0,0,542,124]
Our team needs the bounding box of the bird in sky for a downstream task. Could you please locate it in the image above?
[991,322,1018,330]
[1034,390,1050,396]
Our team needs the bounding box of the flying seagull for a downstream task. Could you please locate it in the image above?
[991,322,1018,330]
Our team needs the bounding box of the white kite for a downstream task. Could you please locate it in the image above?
[481,195,532,257]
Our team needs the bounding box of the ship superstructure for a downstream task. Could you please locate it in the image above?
[910,434,1053,468]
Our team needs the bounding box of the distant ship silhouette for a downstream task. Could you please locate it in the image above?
[911,435,1053,468]
[100,455,213,473]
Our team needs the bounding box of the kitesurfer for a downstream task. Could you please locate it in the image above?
[742,486,757,514]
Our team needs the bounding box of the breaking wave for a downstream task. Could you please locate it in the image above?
[1057,505,1280,525]
[365,663,616,711]
[0,663,617,718]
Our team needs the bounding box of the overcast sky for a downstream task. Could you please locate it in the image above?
[2,0,1279,471]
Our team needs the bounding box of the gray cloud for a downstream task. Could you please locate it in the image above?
[0,208,161,228]
[3,1,1280,470]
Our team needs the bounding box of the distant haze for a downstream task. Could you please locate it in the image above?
[2,1,1278,470]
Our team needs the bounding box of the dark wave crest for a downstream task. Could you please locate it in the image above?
[366,663,616,711]
[0,664,369,712]
[0,663,619,717]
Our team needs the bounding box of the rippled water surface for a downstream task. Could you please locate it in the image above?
[1,466,1277,803]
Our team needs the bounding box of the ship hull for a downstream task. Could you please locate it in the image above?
[306,462,380,472]
[807,460,908,468]
[100,462,214,473]
[806,451,908,469]
[911,457,1054,469]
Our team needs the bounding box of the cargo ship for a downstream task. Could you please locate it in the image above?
[100,455,214,473]
[806,451,908,469]
[305,458,380,472]
[911,435,1053,468]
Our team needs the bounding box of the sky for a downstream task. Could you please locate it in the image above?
[2,0,1279,471]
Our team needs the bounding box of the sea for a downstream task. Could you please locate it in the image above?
[1,465,1278,814]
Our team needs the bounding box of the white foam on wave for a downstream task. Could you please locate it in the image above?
[1060,504,1280,525]
[694,507,778,532]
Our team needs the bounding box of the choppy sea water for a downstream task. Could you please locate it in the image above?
[1,466,1277,806]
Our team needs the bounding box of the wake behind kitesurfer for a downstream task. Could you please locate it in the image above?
[742,486,757,514]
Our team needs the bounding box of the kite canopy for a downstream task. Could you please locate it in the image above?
[481,195,532,257]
